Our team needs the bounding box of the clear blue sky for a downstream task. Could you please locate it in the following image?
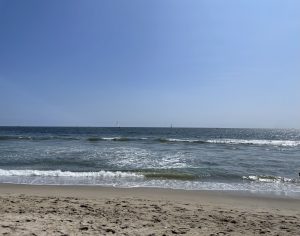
[0,0,299,128]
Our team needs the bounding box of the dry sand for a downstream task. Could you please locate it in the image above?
[0,184,299,235]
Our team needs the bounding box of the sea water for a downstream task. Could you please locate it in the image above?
[0,127,299,196]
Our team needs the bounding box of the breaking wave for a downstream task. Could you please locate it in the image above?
[0,169,143,179]
[157,138,206,144]
[206,139,300,147]
[87,137,130,142]
[87,137,149,142]
[242,175,298,183]
[1,134,299,147]
[157,138,300,147]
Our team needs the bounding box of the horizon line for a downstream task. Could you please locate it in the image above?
[0,125,298,130]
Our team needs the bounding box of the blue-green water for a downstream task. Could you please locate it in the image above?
[0,127,300,195]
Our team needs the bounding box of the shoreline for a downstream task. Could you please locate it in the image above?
[1,183,300,235]
[1,183,300,209]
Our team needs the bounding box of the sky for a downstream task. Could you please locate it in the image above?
[0,0,299,128]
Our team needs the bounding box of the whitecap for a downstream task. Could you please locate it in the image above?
[0,169,143,179]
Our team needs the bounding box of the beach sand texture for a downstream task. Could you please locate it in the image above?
[0,184,300,235]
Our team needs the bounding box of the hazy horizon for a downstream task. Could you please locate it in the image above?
[1,0,299,128]
[1,125,299,130]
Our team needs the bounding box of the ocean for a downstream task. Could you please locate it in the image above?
[0,127,299,196]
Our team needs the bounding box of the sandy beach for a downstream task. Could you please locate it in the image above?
[0,184,299,235]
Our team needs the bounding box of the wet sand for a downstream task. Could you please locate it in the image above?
[0,184,299,235]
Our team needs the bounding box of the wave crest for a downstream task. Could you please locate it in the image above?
[157,138,205,144]
[0,169,143,179]
[1,134,299,147]
[157,138,300,147]
[207,139,300,147]
[242,175,297,183]
[87,137,144,142]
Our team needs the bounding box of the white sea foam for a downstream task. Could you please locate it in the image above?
[104,146,189,169]
[89,137,148,141]
[159,138,300,147]
[133,180,300,196]
[0,169,143,179]
[242,175,295,183]
[206,139,300,147]
[0,170,299,195]
[101,137,123,141]
[164,138,199,143]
